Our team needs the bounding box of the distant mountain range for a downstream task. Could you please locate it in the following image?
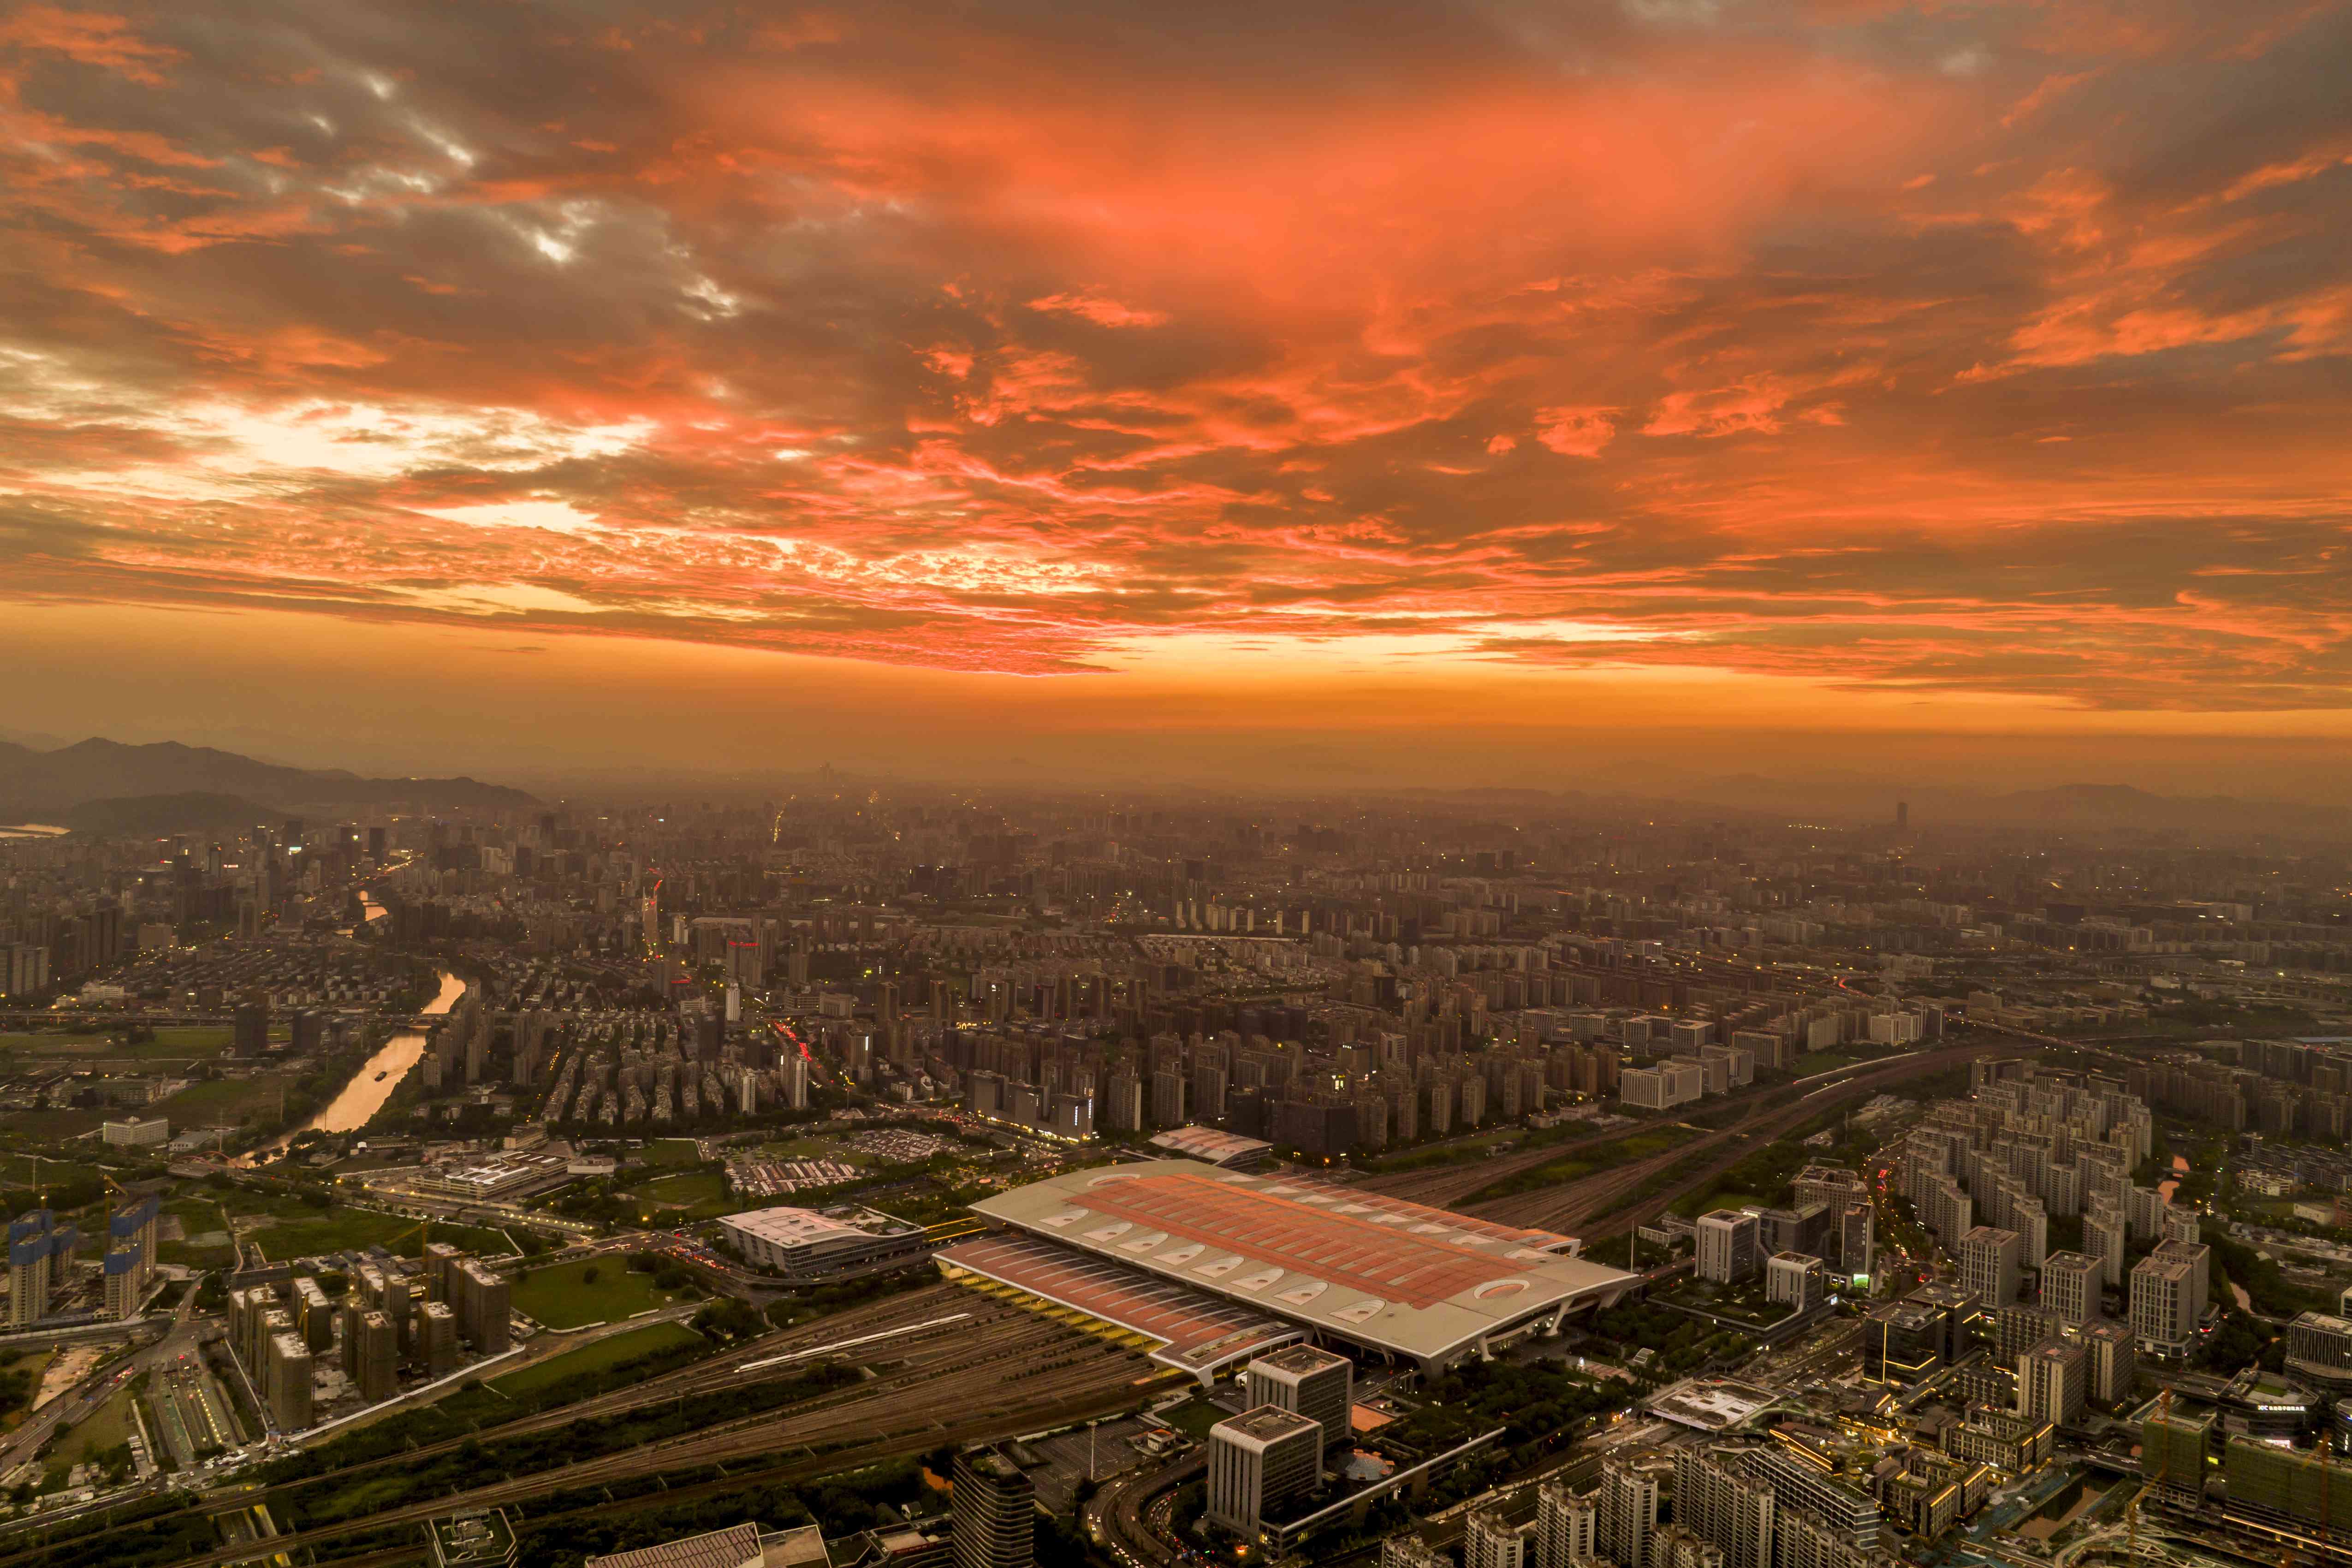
[0,738,535,832]
[1681,777,2348,836]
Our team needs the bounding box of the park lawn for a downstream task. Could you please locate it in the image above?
[633,1139,706,1168]
[490,1322,703,1398]
[512,1257,678,1329]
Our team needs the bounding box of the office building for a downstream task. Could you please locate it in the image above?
[1838,1205,1874,1284]
[2130,1244,2207,1357]
[1206,1405,1322,1536]
[951,1443,1035,1568]
[2018,1338,2087,1428]
[233,1001,270,1057]
[1765,1253,1825,1314]
[2040,1252,2099,1328]
[1959,1226,2022,1309]
[1245,1345,1352,1453]
[2083,1320,2135,1406]
[1696,1210,1762,1284]
[101,1116,170,1147]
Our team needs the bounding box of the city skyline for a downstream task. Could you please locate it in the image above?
[6,0,2352,784]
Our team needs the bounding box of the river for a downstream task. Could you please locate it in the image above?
[250,968,464,1158]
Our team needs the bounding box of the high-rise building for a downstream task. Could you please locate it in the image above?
[2083,1203,2126,1290]
[2040,1252,2099,1327]
[1765,1252,1826,1314]
[233,1002,271,1058]
[1465,1509,1530,1568]
[2140,1407,2212,1507]
[1206,1406,1322,1537]
[951,1443,1036,1568]
[1838,1204,1874,1284]
[1671,1449,1774,1568]
[2018,1338,2087,1428]
[101,1194,159,1320]
[420,1300,459,1378]
[1244,1345,1352,1454]
[1151,1069,1186,1129]
[2130,1243,2207,1357]
[1384,1536,1450,1568]
[1696,1210,1762,1284]
[357,1310,399,1402]
[1536,1480,1597,1568]
[454,1259,511,1354]
[1960,1226,2022,1308]
[1599,1460,1660,1568]
[266,1331,313,1431]
[7,1210,75,1327]
[2083,1320,2136,1406]
[1458,1504,1533,1568]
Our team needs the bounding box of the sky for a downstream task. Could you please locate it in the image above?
[4,0,2351,790]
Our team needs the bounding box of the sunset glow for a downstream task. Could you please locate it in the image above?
[6,0,2351,776]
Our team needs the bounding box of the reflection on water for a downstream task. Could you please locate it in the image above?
[252,968,463,1158]
[2157,1152,2190,1205]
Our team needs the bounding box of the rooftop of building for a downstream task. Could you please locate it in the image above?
[968,1158,1639,1363]
[1253,1343,1351,1377]
[1216,1404,1324,1445]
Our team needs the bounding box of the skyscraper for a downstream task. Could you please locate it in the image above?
[951,1443,1036,1568]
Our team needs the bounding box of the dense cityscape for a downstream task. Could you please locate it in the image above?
[6,0,2349,1562]
[0,745,2348,1568]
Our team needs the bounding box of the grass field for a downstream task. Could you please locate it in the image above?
[633,1139,706,1168]
[158,1074,294,1126]
[247,1206,515,1263]
[489,1322,702,1397]
[49,1383,141,1484]
[160,1197,237,1268]
[0,1026,241,1062]
[0,1110,105,1138]
[631,1170,736,1221]
[512,1257,678,1329]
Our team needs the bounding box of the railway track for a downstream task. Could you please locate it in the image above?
[0,1285,1047,1568]
[154,1341,1164,1568]
[1456,1041,2006,1237]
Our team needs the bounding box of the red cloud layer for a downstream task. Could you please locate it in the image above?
[2,0,2350,712]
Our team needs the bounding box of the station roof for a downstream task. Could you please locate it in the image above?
[968,1159,1639,1364]
[940,1231,1301,1378]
